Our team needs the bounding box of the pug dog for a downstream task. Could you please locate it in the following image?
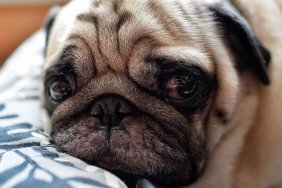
[43,0,282,187]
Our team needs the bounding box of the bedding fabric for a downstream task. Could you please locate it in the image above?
[0,31,127,188]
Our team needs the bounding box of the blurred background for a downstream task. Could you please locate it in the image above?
[0,0,69,65]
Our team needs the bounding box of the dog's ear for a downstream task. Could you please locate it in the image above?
[44,6,61,55]
[210,1,271,85]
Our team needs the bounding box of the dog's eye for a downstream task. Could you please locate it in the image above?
[49,80,72,102]
[164,74,197,101]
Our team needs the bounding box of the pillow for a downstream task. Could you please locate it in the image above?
[0,31,127,188]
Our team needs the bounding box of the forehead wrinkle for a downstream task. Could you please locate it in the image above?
[79,0,202,74]
[78,5,127,73]
[73,17,110,76]
[116,11,133,55]
[116,1,169,59]
[67,0,216,77]
[90,1,126,70]
[77,5,157,75]
[118,0,209,64]
[76,13,103,58]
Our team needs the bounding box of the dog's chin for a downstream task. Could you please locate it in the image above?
[52,114,203,186]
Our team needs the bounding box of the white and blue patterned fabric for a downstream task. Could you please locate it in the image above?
[0,31,128,188]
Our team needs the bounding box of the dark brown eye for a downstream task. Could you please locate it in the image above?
[165,74,197,101]
[49,80,72,102]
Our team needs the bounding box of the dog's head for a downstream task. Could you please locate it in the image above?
[43,0,270,186]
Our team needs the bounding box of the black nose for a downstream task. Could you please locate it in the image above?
[90,95,136,129]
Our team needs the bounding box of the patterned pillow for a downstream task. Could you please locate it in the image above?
[0,31,127,188]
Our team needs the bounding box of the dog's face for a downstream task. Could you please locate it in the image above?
[43,0,270,186]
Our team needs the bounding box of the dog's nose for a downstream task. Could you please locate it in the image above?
[90,95,136,129]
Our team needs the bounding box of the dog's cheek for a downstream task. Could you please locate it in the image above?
[52,117,108,157]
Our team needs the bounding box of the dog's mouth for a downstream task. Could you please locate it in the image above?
[83,127,191,177]
[52,112,204,186]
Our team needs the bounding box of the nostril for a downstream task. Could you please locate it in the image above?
[90,103,105,119]
[89,95,137,129]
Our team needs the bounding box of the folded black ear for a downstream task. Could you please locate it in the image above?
[44,6,61,55]
[210,1,271,85]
